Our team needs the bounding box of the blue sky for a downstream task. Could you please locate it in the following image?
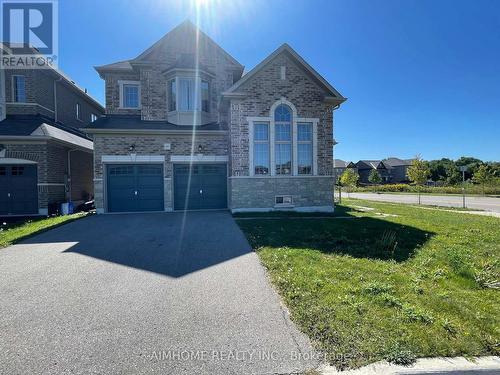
[57,0,500,162]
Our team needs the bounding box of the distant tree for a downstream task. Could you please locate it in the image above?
[428,158,455,182]
[368,169,382,185]
[456,156,483,180]
[473,164,493,195]
[340,169,359,197]
[444,164,461,185]
[407,156,430,204]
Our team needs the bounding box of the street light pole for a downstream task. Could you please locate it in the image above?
[459,166,467,209]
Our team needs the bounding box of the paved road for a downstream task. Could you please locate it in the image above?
[0,212,316,374]
[345,192,500,213]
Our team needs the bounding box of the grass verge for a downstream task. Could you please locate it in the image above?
[0,213,88,249]
[236,200,500,369]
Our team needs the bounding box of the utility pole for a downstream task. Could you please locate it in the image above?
[459,166,467,208]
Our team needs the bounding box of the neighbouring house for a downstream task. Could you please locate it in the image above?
[0,45,104,216]
[355,157,415,184]
[382,157,414,183]
[355,160,391,184]
[333,159,356,179]
[84,21,346,213]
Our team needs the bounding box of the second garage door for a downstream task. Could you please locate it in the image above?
[174,164,227,210]
[107,164,164,213]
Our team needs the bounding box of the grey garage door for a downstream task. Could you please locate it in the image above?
[0,164,38,216]
[174,164,227,210]
[107,164,164,213]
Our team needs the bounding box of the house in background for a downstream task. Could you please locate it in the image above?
[354,157,415,184]
[355,160,391,183]
[0,45,104,216]
[333,159,355,179]
[383,157,414,183]
[85,21,346,213]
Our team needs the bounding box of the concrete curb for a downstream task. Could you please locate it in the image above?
[318,356,500,374]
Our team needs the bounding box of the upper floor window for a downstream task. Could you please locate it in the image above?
[201,80,209,112]
[119,81,140,109]
[274,104,292,175]
[167,77,210,113]
[76,103,81,120]
[168,79,176,111]
[91,113,98,122]
[179,78,195,111]
[12,75,26,103]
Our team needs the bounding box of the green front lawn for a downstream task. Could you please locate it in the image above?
[236,200,500,369]
[0,213,87,249]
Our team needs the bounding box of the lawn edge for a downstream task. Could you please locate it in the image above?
[0,212,90,249]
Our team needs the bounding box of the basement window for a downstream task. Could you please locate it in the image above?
[275,195,293,206]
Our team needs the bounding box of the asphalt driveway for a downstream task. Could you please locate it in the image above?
[0,212,316,374]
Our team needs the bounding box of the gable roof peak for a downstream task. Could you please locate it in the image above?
[224,42,346,103]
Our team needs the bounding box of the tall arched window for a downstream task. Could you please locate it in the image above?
[274,104,292,175]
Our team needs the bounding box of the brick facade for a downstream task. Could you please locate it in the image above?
[3,142,93,214]
[1,64,104,215]
[90,22,344,213]
[92,133,228,212]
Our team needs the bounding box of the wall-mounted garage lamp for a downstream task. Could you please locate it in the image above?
[198,144,204,153]
[129,144,136,152]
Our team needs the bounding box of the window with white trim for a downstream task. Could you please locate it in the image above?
[13,75,26,103]
[167,76,210,114]
[119,81,140,109]
[253,122,270,175]
[297,122,313,175]
[274,104,292,175]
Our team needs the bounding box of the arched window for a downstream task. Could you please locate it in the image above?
[274,104,292,175]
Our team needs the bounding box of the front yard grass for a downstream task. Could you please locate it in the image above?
[235,199,500,369]
[0,213,88,249]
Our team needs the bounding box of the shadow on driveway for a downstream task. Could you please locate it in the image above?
[22,211,253,277]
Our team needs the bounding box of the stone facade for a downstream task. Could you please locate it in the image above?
[230,176,334,211]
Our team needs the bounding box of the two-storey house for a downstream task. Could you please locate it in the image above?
[85,21,346,213]
[0,44,104,216]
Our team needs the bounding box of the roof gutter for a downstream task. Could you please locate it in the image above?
[81,128,228,136]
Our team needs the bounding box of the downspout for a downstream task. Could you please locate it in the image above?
[53,77,63,122]
[332,104,340,210]
[0,60,5,121]
[67,149,78,203]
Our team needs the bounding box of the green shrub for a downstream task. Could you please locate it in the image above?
[384,343,417,366]
[353,183,500,195]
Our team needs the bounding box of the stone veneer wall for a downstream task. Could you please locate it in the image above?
[229,176,334,212]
